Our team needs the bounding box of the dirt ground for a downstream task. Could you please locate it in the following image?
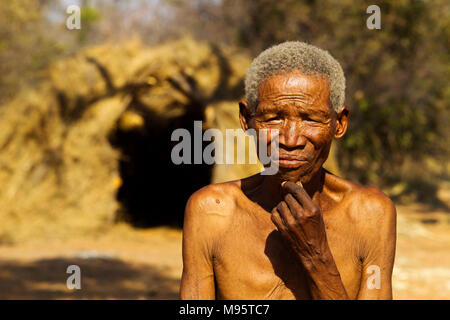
[0,203,448,300]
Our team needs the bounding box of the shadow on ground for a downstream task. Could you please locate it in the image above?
[0,257,179,299]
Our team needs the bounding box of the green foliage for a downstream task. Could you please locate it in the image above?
[81,6,100,23]
[78,6,100,44]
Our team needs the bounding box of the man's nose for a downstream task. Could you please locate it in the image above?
[279,119,307,148]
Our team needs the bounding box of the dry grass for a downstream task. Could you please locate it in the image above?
[0,37,255,244]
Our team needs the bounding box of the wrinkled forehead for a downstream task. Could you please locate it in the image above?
[257,71,332,108]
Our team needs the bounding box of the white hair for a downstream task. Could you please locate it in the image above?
[245,41,346,113]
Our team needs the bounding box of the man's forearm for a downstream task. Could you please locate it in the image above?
[301,250,350,300]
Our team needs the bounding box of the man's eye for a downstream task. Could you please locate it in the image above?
[305,117,324,123]
[266,117,282,122]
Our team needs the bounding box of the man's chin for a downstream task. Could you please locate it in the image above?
[273,168,311,183]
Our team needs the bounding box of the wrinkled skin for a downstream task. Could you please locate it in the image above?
[180,71,396,300]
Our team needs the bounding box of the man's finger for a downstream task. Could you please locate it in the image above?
[277,201,296,226]
[284,193,304,219]
[281,181,316,211]
[271,209,284,231]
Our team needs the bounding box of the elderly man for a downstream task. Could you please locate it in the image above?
[180,42,396,300]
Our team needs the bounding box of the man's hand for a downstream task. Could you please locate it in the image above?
[271,181,330,266]
[271,181,349,299]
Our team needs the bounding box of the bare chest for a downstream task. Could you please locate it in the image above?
[212,205,362,299]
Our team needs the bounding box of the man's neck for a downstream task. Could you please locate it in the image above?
[257,168,326,211]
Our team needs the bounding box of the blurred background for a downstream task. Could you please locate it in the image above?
[0,0,448,299]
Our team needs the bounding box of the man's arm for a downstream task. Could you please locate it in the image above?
[356,191,397,299]
[179,188,222,299]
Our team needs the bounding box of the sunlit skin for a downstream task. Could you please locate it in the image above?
[180,70,396,300]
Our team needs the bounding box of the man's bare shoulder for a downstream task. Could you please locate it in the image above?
[184,180,244,232]
[333,175,396,229]
[329,175,397,266]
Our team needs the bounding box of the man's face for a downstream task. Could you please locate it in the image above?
[241,70,347,183]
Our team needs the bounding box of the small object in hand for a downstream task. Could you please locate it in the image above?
[281,180,303,188]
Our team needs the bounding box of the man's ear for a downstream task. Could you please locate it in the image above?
[334,105,349,139]
[239,100,252,132]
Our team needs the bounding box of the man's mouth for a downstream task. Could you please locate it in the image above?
[276,154,309,169]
